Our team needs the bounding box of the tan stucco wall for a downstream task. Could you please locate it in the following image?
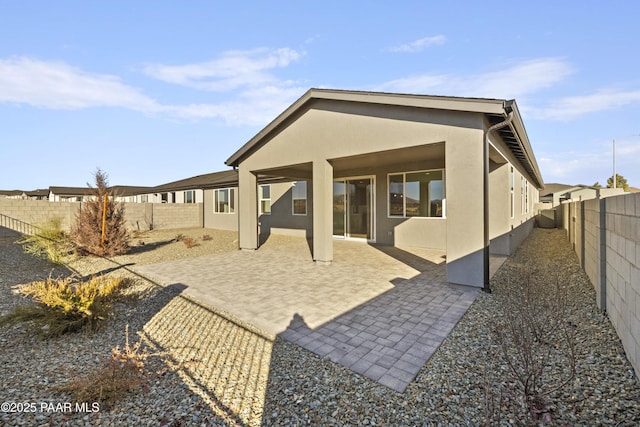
[236,100,488,284]
[204,188,238,231]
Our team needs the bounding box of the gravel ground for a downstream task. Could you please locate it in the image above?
[1,227,639,426]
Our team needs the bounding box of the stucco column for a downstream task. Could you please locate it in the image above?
[445,133,485,287]
[312,159,333,263]
[238,167,258,250]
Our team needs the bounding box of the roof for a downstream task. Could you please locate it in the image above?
[151,170,238,192]
[110,186,154,196]
[225,88,544,188]
[0,190,25,196]
[25,189,49,197]
[48,186,94,196]
[539,183,578,197]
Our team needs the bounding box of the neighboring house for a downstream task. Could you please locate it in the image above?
[110,186,154,203]
[145,170,238,205]
[48,186,94,202]
[0,190,26,199]
[540,184,624,207]
[225,88,544,288]
[25,189,49,200]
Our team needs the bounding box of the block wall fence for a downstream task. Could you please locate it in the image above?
[0,199,203,236]
[563,192,640,378]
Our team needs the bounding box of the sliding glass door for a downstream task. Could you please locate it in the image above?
[333,177,374,240]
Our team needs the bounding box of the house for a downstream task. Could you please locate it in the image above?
[48,186,94,202]
[0,190,26,199]
[25,189,49,200]
[225,88,544,288]
[110,186,154,203]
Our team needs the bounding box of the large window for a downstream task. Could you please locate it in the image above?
[259,185,271,214]
[214,188,235,213]
[292,181,307,215]
[388,170,444,218]
[184,190,195,204]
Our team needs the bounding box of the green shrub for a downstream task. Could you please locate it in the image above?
[0,275,136,336]
[19,217,73,264]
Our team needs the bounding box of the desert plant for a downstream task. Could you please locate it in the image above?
[484,268,577,424]
[201,234,213,241]
[70,168,130,257]
[182,236,199,248]
[18,217,73,264]
[59,325,151,407]
[0,275,136,336]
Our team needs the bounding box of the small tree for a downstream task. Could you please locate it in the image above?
[606,174,629,191]
[71,168,130,256]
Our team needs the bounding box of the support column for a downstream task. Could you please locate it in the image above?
[312,159,333,263]
[445,134,485,287]
[238,167,258,250]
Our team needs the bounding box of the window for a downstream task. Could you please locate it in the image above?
[184,190,195,204]
[525,181,529,214]
[510,167,514,218]
[259,185,271,214]
[214,188,235,213]
[520,177,525,215]
[161,193,168,203]
[292,181,307,215]
[388,170,444,218]
[140,194,148,203]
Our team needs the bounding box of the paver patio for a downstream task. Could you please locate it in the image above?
[134,236,489,392]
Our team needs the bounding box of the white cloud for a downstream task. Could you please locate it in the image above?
[387,35,446,53]
[0,53,305,126]
[527,89,640,121]
[0,56,162,113]
[376,57,573,99]
[538,138,640,186]
[142,47,303,92]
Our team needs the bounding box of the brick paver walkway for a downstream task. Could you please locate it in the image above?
[134,236,481,392]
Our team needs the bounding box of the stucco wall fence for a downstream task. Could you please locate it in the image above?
[0,199,203,236]
[563,192,640,378]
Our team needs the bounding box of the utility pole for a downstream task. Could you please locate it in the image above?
[613,139,617,189]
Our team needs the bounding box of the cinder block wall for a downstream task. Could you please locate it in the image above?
[564,193,640,379]
[0,199,203,233]
[605,194,640,377]
[0,199,78,231]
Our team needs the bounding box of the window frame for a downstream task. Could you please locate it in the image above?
[213,187,235,214]
[387,169,445,218]
[259,184,271,215]
[291,181,307,216]
[184,190,196,204]
[510,166,515,219]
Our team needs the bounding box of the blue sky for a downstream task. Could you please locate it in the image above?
[1,1,639,191]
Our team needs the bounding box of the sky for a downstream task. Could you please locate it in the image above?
[1,1,639,191]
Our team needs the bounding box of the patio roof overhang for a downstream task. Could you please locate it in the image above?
[226,88,544,189]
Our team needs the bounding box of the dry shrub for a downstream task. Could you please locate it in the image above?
[0,275,136,336]
[201,234,213,241]
[19,217,73,264]
[59,326,151,407]
[182,236,199,248]
[70,168,130,257]
[485,267,577,424]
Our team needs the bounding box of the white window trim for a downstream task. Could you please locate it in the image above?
[259,184,271,215]
[214,188,235,214]
[387,169,446,219]
[510,166,515,219]
[291,181,307,216]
